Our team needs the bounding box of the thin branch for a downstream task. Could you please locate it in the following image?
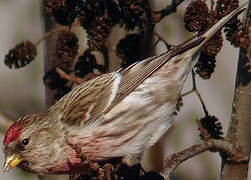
[181,89,194,97]
[152,0,187,23]
[34,22,80,47]
[153,31,174,50]
[192,71,208,115]
[161,140,249,178]
[182,70,208,115]
[56,67,101,85]
[210,0,215,13]
[56,68,83,84]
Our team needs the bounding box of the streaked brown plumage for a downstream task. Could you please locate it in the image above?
[3,4,247,175]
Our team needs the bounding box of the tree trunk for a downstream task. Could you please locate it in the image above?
[38,1,67,180]
[221,1,251,179]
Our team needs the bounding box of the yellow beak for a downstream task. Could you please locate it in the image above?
[3,154,22,171]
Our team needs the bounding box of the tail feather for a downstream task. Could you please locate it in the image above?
[172,2,248,82]
[107,3,248,110]
[191,2,247,57]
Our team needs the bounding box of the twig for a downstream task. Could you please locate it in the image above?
[161,140,249,178]
[182,70,208,115]
[56,68,83,84]
[210,0,215,13]
[56,67,101,85]
[152,0,187,23]
[192,71,208,115]
[34,21,80,47]
[153,31,174,50]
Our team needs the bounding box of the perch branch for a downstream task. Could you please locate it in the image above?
[161,140,249,178]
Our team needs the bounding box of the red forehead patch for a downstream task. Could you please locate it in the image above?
[3,122,24,146]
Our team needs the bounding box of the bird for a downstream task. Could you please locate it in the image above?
[2,3,247,175]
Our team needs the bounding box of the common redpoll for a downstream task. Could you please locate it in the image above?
[3,4,247,175]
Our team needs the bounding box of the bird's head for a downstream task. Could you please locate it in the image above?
[2,114,59,173]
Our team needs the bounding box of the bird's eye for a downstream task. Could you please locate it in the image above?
[21,138,29,145]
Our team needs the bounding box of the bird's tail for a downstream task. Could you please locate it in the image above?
[192,2,247,56]
[172,2,247,82]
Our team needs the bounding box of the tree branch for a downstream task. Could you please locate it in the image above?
[153,31,174,50]
[161,140,249,178]
[56,67,101,85]
[152,0,187,23]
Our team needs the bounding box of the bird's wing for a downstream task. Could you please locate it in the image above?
[105,35,204,113]
[55,3,247,127]
[51,72,122,126]
[53,36,202,127]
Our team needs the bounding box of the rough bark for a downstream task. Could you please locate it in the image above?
[41,0,60,108]
[221,1,251,179]
[38,1,67,180]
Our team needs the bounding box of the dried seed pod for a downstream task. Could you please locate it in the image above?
[5,41,37,69]
[86,16,112,49]
[224,19,249,50]
[202,31,223,56]
[119,0,145,30]
[74,52,105,78]
[45,0,77,26]
[215,0,239,19]
[198,115,223,140]
[54,86,72,100]
[76,0,98,29]
[184,0,209,32]
[195,52,216,79]
[54,30,79,71]
[43,68,68,90]
[116,33,142,68]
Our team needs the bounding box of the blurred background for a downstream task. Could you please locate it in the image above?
[0,0,246,179]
